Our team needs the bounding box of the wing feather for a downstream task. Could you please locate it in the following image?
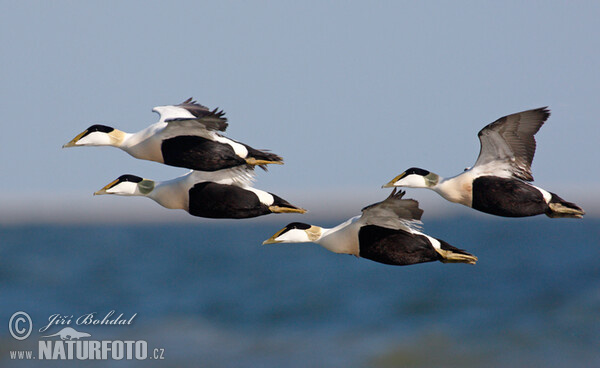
[153,98,229,133]
[187,166,256,187]
[473,107,549,181]
[360,189,423,231]
[175,98,228,132]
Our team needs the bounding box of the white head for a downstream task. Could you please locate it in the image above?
[262,222,323,244]
[94,175,155,196]
[63,124,126,148]
[383,167,440,189]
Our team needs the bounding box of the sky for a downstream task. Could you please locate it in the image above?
[1,1,599,223]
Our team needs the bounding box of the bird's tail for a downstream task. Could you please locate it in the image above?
[268,194,307,214]
[245,146,284,171]
[546,193,585,218]
[435,239,478,265]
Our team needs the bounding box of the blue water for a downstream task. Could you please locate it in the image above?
[1,217,598,367]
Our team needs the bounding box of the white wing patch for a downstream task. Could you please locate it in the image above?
[187,168,256,187]
[153,105,196,123]
[531,184,552,203]
[213,136,248,157]
[469,161,514,179]
[423,234,441,250]
[242,187,274,205]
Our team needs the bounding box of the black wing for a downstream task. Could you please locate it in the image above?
[174,97,229,132]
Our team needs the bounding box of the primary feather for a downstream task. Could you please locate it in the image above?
[473,107,549,181]
[360,189,424,232]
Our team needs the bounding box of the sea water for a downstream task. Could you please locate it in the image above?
[0,217,598,367]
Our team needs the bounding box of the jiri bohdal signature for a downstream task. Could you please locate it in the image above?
[39,310,137,333]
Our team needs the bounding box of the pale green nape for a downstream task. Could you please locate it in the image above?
[138,180,155,195]
[424,172,440,187]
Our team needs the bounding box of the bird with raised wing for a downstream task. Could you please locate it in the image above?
[383,107,584,218]
[63,98,283,171]
[263,189,477,266]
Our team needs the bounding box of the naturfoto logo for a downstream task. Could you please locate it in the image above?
[42,327,91,340]
[8,311,165,362]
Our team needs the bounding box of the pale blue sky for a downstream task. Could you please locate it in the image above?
[1,1,598,222]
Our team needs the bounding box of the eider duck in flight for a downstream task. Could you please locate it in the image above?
[93,168,306,219]
[63,98,283,171]
[383,107,585,218]
[263,189,477,266]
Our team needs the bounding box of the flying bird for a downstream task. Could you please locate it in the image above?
[263,189,477,266]
[63,98,283,171]
[94,168,305,219]
[383,107,584,218]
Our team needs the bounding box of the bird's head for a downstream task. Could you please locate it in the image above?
[94,175,155,196]
[63,124,126,148]
[383,167,440,188]
[262,222,322,244]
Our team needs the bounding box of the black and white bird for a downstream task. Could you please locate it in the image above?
[263,189,477,266]
[63,98,283,171]
[93,168,305,219]
[383,107,584,218]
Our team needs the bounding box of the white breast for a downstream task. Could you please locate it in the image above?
[318,217,361,256]
[435,171,475,206]
[148,178,190,211]
[121,123,167,163]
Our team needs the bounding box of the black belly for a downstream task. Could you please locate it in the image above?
[188,182,271,219]
[471,176,547,217]
[358,225,441,266]
[161,136,246,171]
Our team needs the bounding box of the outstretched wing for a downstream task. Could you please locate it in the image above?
[472,107,549,181]
[360,189,423,231]
[187,166,256,187]
[153,97,229,132]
